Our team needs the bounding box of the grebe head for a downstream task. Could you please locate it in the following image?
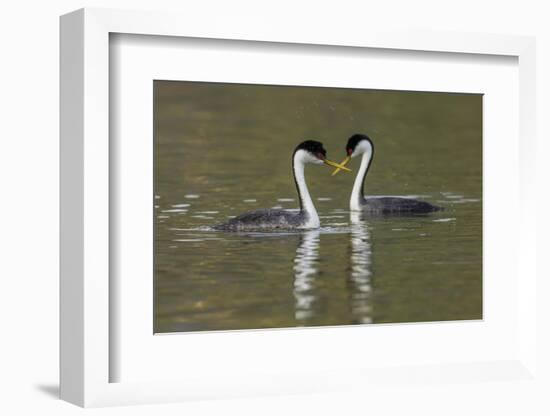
[293,140,351,171]
[346,134,374,159]
[332,134,374,176]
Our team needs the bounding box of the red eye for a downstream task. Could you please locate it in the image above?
[347,148,353,156]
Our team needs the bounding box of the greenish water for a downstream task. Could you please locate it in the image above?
[154,81,482,333]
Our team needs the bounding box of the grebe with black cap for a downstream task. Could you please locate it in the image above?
[213,140,351,231]
[332,134,441,214]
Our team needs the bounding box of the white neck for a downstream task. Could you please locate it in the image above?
[350,151,372,211]
[293,151,320,228]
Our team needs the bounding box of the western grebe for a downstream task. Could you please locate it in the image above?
[213,140,351,231]
[332,134,441,214]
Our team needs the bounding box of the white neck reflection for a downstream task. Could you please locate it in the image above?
[293,230,321,323]
[349,211,373,324]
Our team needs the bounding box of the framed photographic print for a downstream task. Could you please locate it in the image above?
[60,8,538,408]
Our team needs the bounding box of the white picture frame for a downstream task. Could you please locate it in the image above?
[60,7,538,408]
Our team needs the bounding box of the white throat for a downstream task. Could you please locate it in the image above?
[350,148,372,211]
[293,150,320,228]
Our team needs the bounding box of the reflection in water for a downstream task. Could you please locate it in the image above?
[348,212,373,324]
[293,230,320,323]
[292,216,373,326]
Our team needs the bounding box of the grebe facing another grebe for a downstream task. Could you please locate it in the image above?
[332,134,442,214]
[213,140,350,231]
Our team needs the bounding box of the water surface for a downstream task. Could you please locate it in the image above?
[154,81,482,333]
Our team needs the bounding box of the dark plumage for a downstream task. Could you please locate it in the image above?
[362,197,442,215]
[212,209,305,231]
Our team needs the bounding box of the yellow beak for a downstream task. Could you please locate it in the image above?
[323,158,351,172]
[331,156,352,176]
